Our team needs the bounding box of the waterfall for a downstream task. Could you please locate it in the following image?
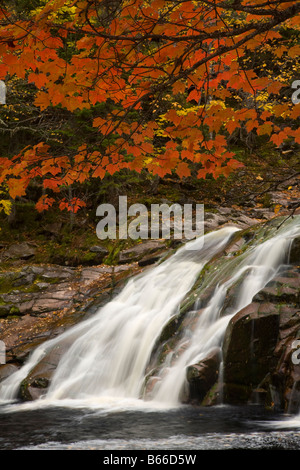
[0,226,238,405]
[0,217,299,410]
[148,227,296,405]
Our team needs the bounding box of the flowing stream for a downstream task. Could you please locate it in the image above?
[0,216,300,449]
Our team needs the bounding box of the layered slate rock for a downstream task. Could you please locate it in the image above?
[0,261,142,393]
[118,240,167,265]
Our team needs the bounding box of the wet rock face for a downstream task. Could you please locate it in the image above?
[222,267,300,412]
[18,344,70,401]
[0,236,170,400]
[222,302,281,404]
[0,264,141,322]
[185,347,222,405]
[290,236,300,265]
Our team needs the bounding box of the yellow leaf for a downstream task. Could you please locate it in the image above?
[274,204,282,214]
[0,199,12,215]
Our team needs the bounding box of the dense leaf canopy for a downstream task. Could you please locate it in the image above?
[0,0,299,211]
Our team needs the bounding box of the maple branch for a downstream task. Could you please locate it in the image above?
[75,0,300,164]
[198,0,300,16]
[0,0,299,198]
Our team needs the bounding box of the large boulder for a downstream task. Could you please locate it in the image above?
[1,242,36,260]
[185,347,222,404]
[222,267,300,411]
[18,342,72,400]
[222,302,280,404]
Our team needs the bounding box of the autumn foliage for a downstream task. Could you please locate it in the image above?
[0,0,299,212]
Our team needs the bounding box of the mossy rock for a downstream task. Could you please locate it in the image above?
[9,306,21,316]
[0,304,11,317]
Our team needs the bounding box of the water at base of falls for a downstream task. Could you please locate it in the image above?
[1,403,300,450]
[1,217,300,417]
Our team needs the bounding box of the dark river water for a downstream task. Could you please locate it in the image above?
[1,402,300,452]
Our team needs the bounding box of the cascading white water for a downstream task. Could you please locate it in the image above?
[0,225,239,405]
[149,229,297,405]
[0,217,299,410]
